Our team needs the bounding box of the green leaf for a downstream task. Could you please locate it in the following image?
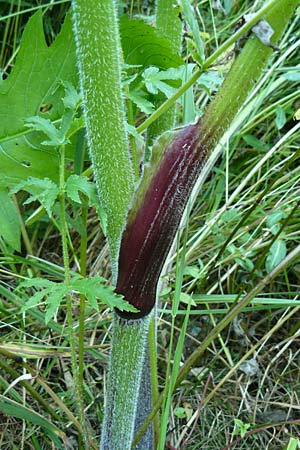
[64,174,107,234]
[120,15,182,70]
[126,123,145,144]
[283,71,300,81]
[174,407,186,419]
[266,210,287,235]
[235,257,254,272]
[0,11,77,184]
[25,116,69,146]
[275,106,286,130]
[266,210,288,228]
[61,80,82,111]
[180,292,197,306]
[142,66,181,97]
[224,0,233,14]
[0,188,21,251]
[20,290,50,311]
[71,276,139,312]
[12,177,60,217]
[17,278,55,289]
[65,174,94,204]
[242,134,269,150]
[221,208,239,223]
[18,278,69,323]
[197,71,224,93]
[44,284,69,324]
[178,0,205,62]
[265,240,287,273]
[126,91,155,114]
[183,265,201,279]
[233,418,250,438]
[285,437,300,450]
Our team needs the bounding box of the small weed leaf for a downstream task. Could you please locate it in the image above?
[275,106,287,130]
[71,276,139,313]
[126,123,145,144]
[265,239,287,273]
[17,276,138,323]
[61,80,82,111]
[233,418,251,438]
[266,209,288,235]
[12,177,60,217]
[65,174,107,234]
[283,71,300,81]
[126,91,155,115]
[25,116,69,147]
[242,134,269,150]
[178,0,205,63]
[142,66,182,98]
[65,174,97,204]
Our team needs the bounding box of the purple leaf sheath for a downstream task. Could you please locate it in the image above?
[116,120,212,319]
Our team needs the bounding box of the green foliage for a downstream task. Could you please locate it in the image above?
[265,240,287,273]
[285,438,300,450]
[120,15,182,70]
[275,105,287,130]
[17,275,138,324]
[1,1,299,449]
[233,418,251,438]
[12,174,106,234]
[12,178,60,217]
[0,187,21,251]
[142,66,182,97]
[178,0,205,64]
[0,11,77,184]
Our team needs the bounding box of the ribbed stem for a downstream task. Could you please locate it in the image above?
[146,0,182,147]
[72,0,134,276]
[100,314,150,450]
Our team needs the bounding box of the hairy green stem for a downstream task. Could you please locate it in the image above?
[100,315,150,450]
[72,0,134,276]
[148,316,159,446]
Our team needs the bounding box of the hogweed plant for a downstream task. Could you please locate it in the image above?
[71,0,299,449]
[0,0,299,449]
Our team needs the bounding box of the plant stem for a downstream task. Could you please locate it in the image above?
[137,0,289,135]
[100,314,150,450]
[146,0,182,146]
[78,201,88,426]
[59,144,88,447]
[72,0,134,276]
[148,315,159,446]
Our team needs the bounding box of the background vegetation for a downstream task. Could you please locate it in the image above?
[0,0,300,449]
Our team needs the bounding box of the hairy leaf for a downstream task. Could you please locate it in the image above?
[12,177,60,217]
[18,275,137,323]
[71,276,138,312]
